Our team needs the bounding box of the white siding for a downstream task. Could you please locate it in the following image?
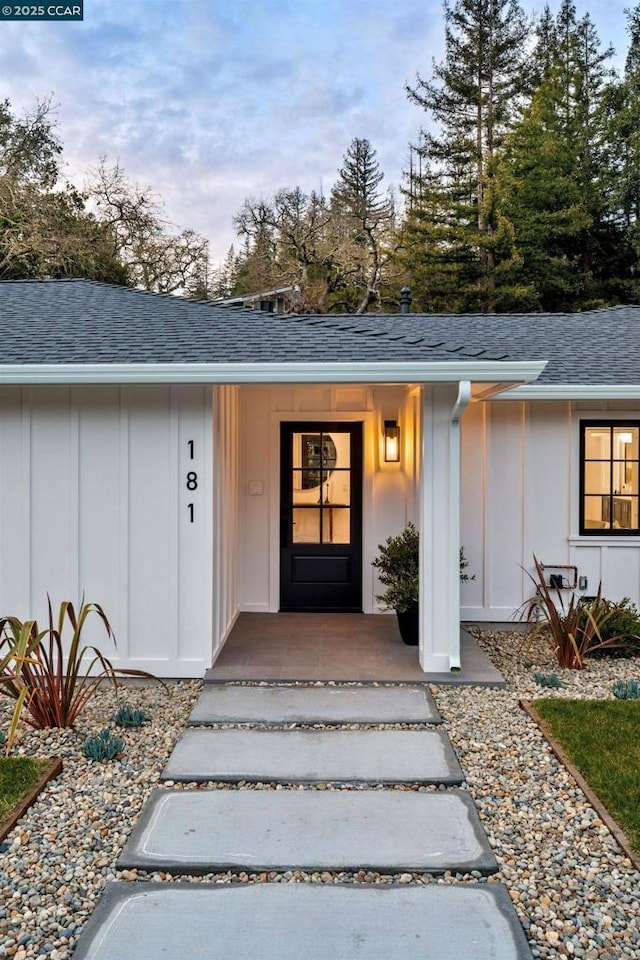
[212,385,240,658]
[461,399,640,620]
[237,384,409,614]
[0,385,213,676]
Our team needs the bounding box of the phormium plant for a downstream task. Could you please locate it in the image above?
[0,597,165,750]
[519,556,625,669]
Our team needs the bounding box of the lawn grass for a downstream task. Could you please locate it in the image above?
[530,699,640,854]
[0,757,51,822]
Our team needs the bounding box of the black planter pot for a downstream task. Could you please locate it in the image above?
[396,603,419,646]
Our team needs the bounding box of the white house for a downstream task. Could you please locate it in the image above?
[1,279,639,676]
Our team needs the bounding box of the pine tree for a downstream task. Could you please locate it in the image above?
[500,0,620,308]
[606,3,640,299]
[403,0,532,312]
[331,138,395,313]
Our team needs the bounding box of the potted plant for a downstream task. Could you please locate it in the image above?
[372,523,420,644]
[372,524,474,646]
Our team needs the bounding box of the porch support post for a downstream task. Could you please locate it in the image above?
[419,382,471,672]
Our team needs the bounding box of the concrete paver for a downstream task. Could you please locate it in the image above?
[118,788,497,874]
[189,683,441,725]
[71,882,533,960]
[161,728,464,784]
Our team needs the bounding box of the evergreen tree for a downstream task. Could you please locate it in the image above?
[606,3,640,299]
[331,138,395,313]
[403,0,532,312]
[500,0,620,308]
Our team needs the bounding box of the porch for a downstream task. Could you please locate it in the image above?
[206,613,505,685]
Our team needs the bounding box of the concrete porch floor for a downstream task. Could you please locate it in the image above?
[205,613,505,686]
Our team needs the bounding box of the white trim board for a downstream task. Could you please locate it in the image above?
[0,360,546,386]
[502,385,640,401]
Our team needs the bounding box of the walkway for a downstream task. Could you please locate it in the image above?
[207,612,505,685]
[72,682,532,959]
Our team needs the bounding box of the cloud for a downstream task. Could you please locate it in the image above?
[0,0,631,263]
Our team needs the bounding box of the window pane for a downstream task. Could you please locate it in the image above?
[612,460,638,495]
[611,496,638,530]
[293,508,321,543]
[322,507,350,544]
[613,426,639,460]
[584,461,610,495]
[584,496,610,529]
[584,427,610,460]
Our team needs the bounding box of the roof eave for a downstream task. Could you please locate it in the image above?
[0,360,548,386]
[497,384,640,401]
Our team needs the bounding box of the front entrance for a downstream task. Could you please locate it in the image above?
[280,422,363,611]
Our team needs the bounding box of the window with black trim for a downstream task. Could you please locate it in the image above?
[580,421,640,534]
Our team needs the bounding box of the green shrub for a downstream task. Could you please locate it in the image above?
[612,679,640,700]
[577,597,640,657]
[83,729,125,762]
[114,703,148,728]
[372,523,474,612]
[533,672,564,689]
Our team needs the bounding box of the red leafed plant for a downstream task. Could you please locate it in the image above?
[0,597,163,751]
[519,556,624,669]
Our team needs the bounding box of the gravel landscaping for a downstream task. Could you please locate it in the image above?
[1,631,639,960]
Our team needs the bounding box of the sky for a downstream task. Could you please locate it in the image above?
[0,0,633,265]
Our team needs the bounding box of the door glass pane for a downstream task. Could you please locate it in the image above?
[325,432,350,469]
[293,507,321,543]
[584,427,610,460]
[584,461,610,494]
[583,496,610,529]
[322,507,350,544]
[324,471,351,506]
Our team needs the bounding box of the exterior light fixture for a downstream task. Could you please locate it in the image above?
[384,420,400,462]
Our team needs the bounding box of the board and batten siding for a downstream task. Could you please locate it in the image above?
[461,399,640,620]
[0,384,214,677]
[237,384,412,614]
[212,385,241,659]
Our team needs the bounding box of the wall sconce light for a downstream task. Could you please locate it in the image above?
[384,420,400,462]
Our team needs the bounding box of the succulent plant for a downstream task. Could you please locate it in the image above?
[532,671,564,689]
[82,728,125,762]
[612,679,640,700]
[114,703,148,728]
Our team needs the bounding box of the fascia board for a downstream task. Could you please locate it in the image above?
[495,384,640,401]
[0,360,547,386]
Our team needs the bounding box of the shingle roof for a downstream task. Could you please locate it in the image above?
[0,279,638,385]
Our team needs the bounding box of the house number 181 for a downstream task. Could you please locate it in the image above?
[187,440,197,522]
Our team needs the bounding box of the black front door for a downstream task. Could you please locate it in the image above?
[280,422,363,611]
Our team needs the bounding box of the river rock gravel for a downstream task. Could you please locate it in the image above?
[1,633,639,960]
